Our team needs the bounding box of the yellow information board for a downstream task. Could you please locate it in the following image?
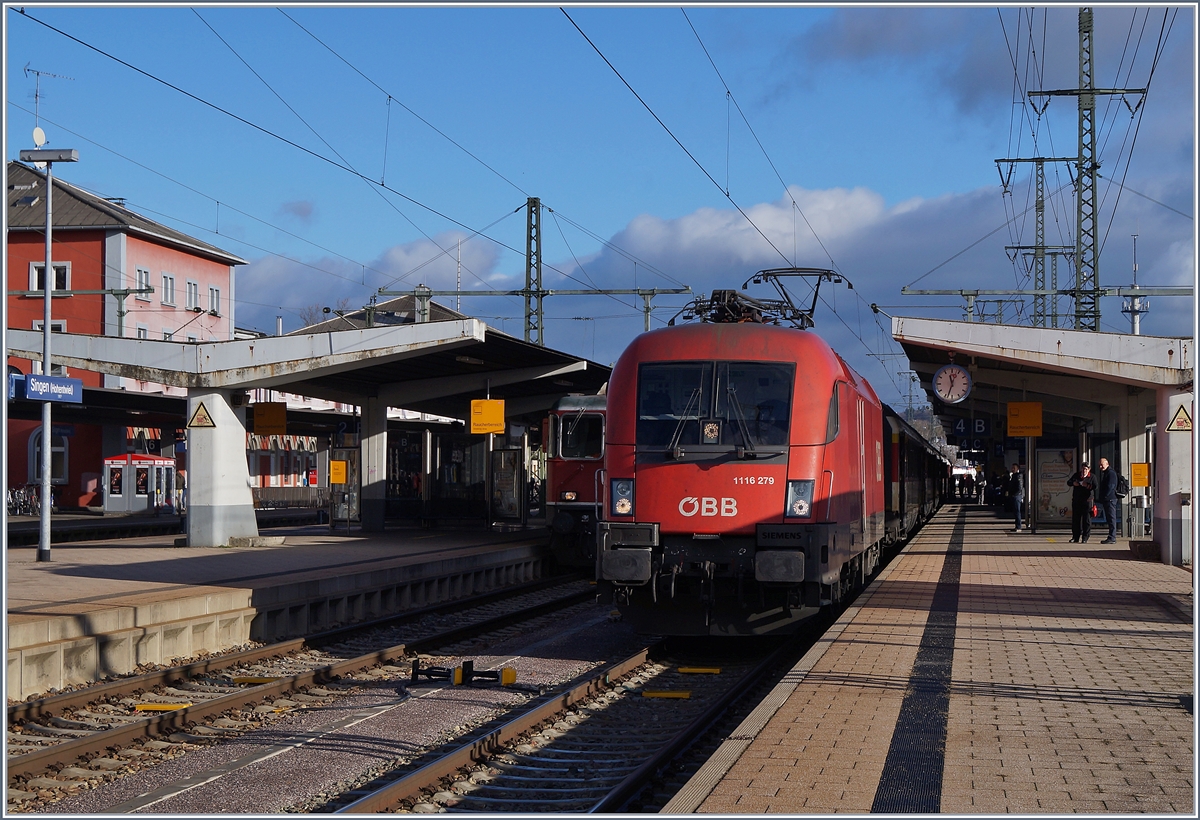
[470,399,506,434]
[1130,462,1150,487]
[253,402,287,436]
[330,460,348,485]
[1007,402,1043,437]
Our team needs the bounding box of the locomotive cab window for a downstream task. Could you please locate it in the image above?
[559,413,604,459]
[637,361,793,449]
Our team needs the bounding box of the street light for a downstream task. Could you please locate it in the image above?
[18,146,78,563]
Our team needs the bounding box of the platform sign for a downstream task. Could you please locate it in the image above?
[253,402,287,436]
[952,417,991,437]
[470,399,505,435]
[330,460,348,485]
[24,374,83,403]
[1007,402,1043,437]
[1130,462,1150,487]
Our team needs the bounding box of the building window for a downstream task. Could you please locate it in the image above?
[30,320,67,375]
[186,280,200,310]
[208,286,221,316]
[187,335,198,343]
[28,261,70,293]
[161,274,176,306]
[163,329,174,341]
[136,325,149,340]
[135,267,152,301]
[29,429,68,485]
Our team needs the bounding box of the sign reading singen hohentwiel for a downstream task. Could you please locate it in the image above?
[20,374,83,403]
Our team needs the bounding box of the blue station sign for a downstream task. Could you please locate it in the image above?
[22,374,84,403]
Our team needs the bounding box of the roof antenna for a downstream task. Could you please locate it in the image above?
[23,64,73,135]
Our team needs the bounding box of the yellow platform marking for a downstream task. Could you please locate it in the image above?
[642,691,691,699]
[677,667,721,674]
[233,677,281,685]
[134,702,192,711]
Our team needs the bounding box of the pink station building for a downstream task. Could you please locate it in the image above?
[6,160,244,510]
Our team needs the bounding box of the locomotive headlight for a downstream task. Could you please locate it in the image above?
[784,479,815,519]
[560,491,578,501]
[611,479,635,517]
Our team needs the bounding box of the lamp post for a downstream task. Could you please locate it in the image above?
[18,147,78,563]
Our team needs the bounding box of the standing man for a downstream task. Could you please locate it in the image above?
[1066,462,1098,543]
[1095,458,1119,544]
[1007,462,1025,531]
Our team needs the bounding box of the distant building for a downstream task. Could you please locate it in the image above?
[6,160,245,508]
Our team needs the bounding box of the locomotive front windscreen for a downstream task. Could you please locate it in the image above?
[559,413,604,459]
[637,362,794,448]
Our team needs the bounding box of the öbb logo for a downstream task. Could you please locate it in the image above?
[678,497,737,517]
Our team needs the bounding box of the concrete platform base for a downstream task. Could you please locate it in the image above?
[7,531,550,701]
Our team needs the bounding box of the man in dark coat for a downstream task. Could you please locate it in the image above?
[1066,462,1098,543]
[1095,458,1119,543]
[1007,463,1025,531]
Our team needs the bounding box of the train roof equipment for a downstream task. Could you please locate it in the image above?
[667,268,845,330]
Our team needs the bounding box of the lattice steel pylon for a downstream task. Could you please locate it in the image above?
[524,196,544,344]
[1028,7,1146,331]
[1075,7,1098,330]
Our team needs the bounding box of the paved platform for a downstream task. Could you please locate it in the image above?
[667,504,1195,814]
[6,525,553,701]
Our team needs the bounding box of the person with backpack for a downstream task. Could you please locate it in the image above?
[1095,458,1121,543]
[1007,463,1025,531]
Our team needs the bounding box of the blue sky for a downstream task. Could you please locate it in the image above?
[5,4,1195,408]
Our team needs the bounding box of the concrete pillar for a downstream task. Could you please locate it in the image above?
[1154,387,1193,566]
[186,388,258,546]
[360,395,388,532]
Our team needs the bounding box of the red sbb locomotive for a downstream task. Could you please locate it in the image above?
[543,394,606,567]
[596,278,946,636]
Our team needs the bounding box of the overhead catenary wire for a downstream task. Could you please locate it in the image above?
[561,8,791,268]
[680,8,840,273]
[13,11,652,322]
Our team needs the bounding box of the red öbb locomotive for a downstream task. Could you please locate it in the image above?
[596,276,944,635]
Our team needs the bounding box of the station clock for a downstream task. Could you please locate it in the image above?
[932,363,972,404]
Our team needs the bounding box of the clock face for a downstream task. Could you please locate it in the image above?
[933,364,972,404]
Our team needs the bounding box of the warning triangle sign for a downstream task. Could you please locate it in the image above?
[187,401,216,429]
[1166,404,1192,432]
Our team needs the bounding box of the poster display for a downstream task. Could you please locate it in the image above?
[1036,448,1077,524]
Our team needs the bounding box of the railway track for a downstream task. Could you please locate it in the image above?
[6,576,594,806]
[327,637,801,813]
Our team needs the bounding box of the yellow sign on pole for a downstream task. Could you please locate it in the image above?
[1007,402,1043,437]
[253,402,287,436]
[1130,462,1150,487]
[330,460,347,485]
[470,399,505,434]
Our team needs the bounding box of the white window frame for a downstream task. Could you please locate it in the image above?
[186,280,201,310]
[30,320,67,375]
[135,267,152,301]
[28,261,70,293]
[136,324,149,340]
[161,273,176,306]
[186,335,198,343]
[28,429,68,485]
[208,286,221,316]
[163,329,174,341]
